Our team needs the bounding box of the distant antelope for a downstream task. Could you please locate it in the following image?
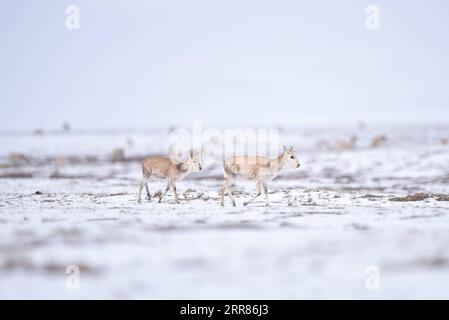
[137,151,202,203]
[220,146,300,207]
[370,134,387,148]
[335,135,358,151]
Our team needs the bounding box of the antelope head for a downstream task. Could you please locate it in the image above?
[283,145,300,169]
[184,150,202,172]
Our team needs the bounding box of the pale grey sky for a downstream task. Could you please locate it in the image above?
[1,0,448,130]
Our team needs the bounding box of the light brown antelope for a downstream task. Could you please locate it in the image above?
[220,146,300,207]
[335,135,358,151]
[137,151,202,203]
[370,134,387,148]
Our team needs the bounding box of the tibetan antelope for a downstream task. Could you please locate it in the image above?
[370,134,387,148]
[137,151,202,203]
[220,146,300,207]
[335,135,358,151]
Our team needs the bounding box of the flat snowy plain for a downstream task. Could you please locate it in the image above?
[0,125,448,299]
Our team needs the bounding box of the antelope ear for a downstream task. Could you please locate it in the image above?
[189,149,194,158]
[283,145,287,152]
[289,146,294,151]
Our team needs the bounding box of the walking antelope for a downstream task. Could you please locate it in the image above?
[220,146,300,207]
[335,135,358,151]
[137,151,202,203]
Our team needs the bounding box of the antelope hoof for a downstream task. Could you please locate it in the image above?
[158,198,162,203]
[265,203,271,207]
[232,202,236,207]
[243,202,248,207]
[137,199,142,204]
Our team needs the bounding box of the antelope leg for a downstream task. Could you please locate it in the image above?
[137,174,150,203]
[159,180,172,203]
[262,182,270,207]
[226,183,236,207]
[171,179,179,204]
[243,182,261,206]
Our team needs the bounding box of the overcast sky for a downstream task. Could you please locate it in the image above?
[1,0,448,130]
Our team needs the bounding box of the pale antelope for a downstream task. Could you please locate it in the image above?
[220,146,300,207]
[137,151,202,203]
[335,135,358,151]
[370,134,387,148]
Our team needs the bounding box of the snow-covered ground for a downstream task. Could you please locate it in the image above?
[0,124,449,299]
